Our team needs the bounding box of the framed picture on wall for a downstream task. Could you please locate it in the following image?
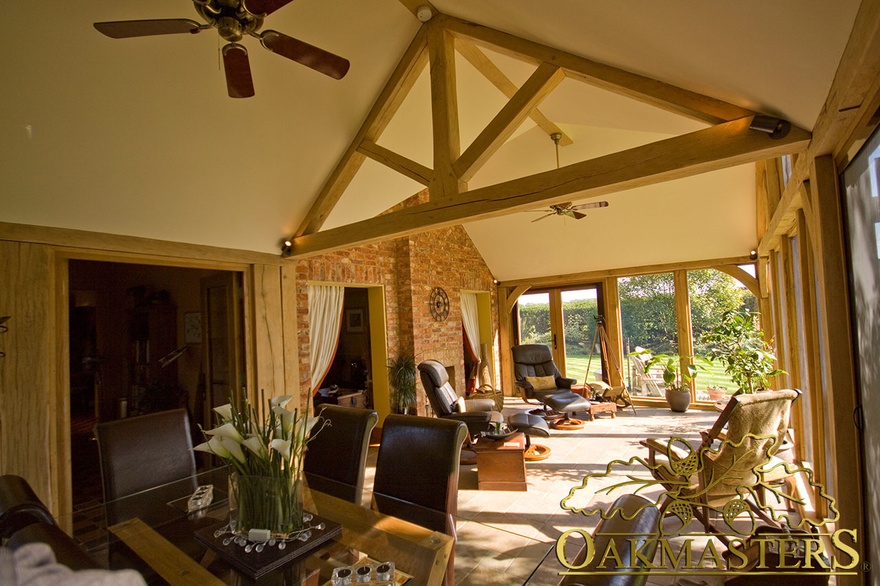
[184,312,202,344]
[346,309,364,333]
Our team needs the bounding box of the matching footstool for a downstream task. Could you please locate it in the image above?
[544,390,591,430]
[507,412,552,461]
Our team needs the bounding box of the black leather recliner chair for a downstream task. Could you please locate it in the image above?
[512,344,577,405]
[418,359,502,438]
[512,344,590,424]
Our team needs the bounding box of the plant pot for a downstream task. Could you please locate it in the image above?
[665,389,691,413]
[707,388,727,401]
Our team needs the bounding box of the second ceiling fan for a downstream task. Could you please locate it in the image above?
[94,0,350,98]
[531,201,609,223]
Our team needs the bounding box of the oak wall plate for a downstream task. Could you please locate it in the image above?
[430,287,449,321]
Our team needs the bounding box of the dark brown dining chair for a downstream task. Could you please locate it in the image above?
[371,414,468,586]
[94,408,197,505]
[304,404,378,505]
[0,474,56,539]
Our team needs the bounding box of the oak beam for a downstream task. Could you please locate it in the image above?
[294,27,429,237]
[454,62,565,182]
[716,265,759,298]
[760,0,880,253]
[357,141,434,186]
[808,155,863,580]
[455,39,572,146]
[442,15,755,125]
[427,20,461,200]
[499,255,753,290]
[291,118,809,257]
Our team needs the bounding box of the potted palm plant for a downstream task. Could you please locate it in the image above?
[387,353,417,415]
[701,311,785,394]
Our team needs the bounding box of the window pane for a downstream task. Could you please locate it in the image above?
[517,292,550,346]
[618,274,677,395]
[791,236,814,465]
[688,268,757,400]
[561,288,600,384]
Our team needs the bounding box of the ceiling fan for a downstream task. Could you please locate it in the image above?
[530,201,609,223]
[93,0,350,99]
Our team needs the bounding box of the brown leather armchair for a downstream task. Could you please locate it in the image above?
[304,404,378,505]
[418,359,502,437]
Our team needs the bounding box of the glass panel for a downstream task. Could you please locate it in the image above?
[618,274,677,396]
[688,269,758,400]
[791,236,814,465]
[516,292,550,346]
[561,288,600,384]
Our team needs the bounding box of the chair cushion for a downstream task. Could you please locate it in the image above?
[452,397,466,413]
[525,375,558,391]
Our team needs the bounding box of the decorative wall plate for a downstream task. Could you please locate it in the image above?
[429,287,449,321]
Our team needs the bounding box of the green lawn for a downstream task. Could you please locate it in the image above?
[564,353,734,390]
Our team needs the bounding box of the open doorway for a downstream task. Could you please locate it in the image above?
[68,260,244,508]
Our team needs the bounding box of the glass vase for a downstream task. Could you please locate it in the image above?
[228,472,304,539]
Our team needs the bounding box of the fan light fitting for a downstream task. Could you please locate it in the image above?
[94,0,350,99]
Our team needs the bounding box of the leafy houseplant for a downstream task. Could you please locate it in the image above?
[194,391,326,538]
[701,310,785,394]
[632,349,704,412]
[388,353,417,415]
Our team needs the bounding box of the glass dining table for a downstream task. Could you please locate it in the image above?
[59,468,557,586]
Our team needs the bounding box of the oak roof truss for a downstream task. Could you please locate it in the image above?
[290,10,811,257]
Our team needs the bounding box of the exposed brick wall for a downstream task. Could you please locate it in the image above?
[294,222,497,416]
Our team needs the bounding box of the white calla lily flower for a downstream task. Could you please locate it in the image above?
[212,403,234,422]
[242,436,268,459]
[205,422,244,443]
[206,436,230,459]
[272,406,294,435]
[220,436,246,464]
[269,439,292,462]
[193,441,213,454]
[270,395,293,409]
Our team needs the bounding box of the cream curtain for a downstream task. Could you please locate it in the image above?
[460,292,481,359]
[308,284,345,393]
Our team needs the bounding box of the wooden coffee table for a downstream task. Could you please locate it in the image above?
[588,401,617,420]
[472,432,527,491]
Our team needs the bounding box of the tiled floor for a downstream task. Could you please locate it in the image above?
[363,398,722,585]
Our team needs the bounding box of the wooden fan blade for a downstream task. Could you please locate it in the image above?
[243,0,296,17]
[223,44,255,99]
[94,19,202,39]
[570,201,609,210]
[260,30,350,79]
[571,211,587,220]
[531,213,554,223]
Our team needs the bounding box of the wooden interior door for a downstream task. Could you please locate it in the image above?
[200,272,243,428]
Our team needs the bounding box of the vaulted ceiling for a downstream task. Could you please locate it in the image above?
[0,1,862,281]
